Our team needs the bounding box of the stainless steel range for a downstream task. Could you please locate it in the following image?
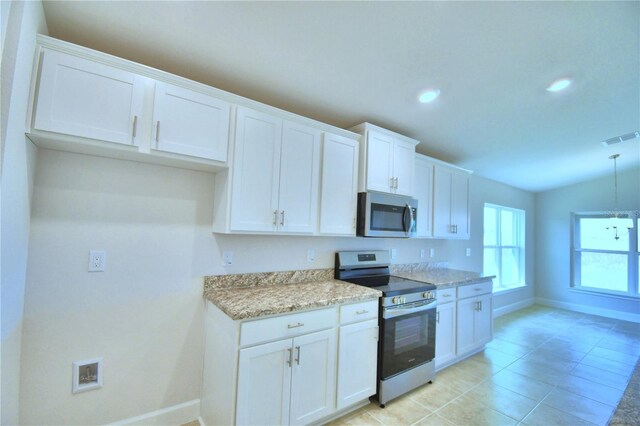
[335,250,437,407]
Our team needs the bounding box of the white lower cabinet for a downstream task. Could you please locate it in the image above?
[435,300,456,368]
[237,328,336,426]
[336,317,378,409]
[202,300,379,426]
[434,281,493,371]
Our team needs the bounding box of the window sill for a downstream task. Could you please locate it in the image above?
[569,287,640,301]
[493,284,527,295]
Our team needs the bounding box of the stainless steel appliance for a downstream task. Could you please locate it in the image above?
[335,250,437,407]
[356,192,417,238]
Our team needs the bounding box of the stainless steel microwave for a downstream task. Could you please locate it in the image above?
[356,192,417,238]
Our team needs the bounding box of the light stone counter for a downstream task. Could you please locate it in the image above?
[391,263,495,289]
[204,269,381,320]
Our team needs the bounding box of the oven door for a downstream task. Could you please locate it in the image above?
[379,299,436,380]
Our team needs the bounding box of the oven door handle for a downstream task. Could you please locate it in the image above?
[383,299,436,319]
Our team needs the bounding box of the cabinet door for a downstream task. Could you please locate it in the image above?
[475,294,493,347]
[277,121,321,234]
[319,133,359,235]
[365,131,394,193]
[290,329,336,425]
[435,302,456,369]
[450,171,470,239]
[456,297,477,356]
[414,156,434,237]
[34,49,144,146]
[152,82,230,161]
[236,339,292,426]
[432,166,453,238]
[230,107,282,232]
[336,319,378,410]
[392,140,415,196]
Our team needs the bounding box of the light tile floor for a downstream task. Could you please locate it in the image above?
[326,304,640,426]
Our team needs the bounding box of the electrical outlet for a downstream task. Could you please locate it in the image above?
[222,251,234,266]
[88,250,106,272]
[72,357,103,393]
[307,249,315,262]
[466,248,472,257]
[390,248,397,260]
[429,248,435,258]
[420,248,426,258]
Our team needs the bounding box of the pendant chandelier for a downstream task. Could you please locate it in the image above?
[605,154,635,240]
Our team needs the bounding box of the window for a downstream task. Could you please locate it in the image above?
[571,213,639,297]
[483,204,525,291]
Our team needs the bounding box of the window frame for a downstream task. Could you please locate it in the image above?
[483,203,526,292]
[570,211,639,298]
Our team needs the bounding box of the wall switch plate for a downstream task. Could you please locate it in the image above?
[307,249,315,262]
[429,248,435,258]
[466,248,472,257]
[88,250,106,272]
[420,248,426,258]
[72,357,103,394]
[390,248,397,260]
[222,250,233,266]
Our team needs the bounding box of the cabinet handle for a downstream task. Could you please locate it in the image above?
[454,224,458,234]
[395,177,399,189]
[479,301,483,311]
[273,210,278,226]
[295,346,301,365]
[132,115,138,138]
[474,288,482,291]
[155,121,160,143]
[287,348,292,367]
[475,301,480,311]
[287,322,304,329]
[443,293,452,297]
[436,311,440,323]
[390,177,395,189]
[355,309,369,315]
[280,210,285,227]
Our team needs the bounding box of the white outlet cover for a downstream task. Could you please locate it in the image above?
[420,248,425,258]
[73,357,103,394]
[88,250,106,272]
[307,249,315,262]
[222,250,234,266]
[390,248,397,260]
[466,248,472,257]
[429,248,435,258]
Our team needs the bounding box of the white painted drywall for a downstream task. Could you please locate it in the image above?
[0,1,47,424]
[446,174,536,311]
[535,166,640,317]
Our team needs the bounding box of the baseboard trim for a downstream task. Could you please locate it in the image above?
[493,298,535,318]
[107,399,200,426]
[536,298,640,323]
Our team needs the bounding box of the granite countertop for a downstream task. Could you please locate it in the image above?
[391,264,495,289]
[204,269,381,320]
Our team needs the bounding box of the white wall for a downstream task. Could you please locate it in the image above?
[446,174,536,313]
[0,1,47,424]
[535,166,640,321]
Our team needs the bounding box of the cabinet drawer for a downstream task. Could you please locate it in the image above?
[340,300,378,324]
[436,288,456,304]
[457,281,493,299]
[240,307,336,347]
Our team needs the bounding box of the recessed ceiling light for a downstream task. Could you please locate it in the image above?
[546,78,571,92]
[419,89,441,103]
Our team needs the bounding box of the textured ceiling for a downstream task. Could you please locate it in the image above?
[42,1,640,192]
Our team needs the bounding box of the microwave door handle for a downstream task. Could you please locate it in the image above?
[403,204,414,236]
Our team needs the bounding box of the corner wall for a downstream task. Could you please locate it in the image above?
[535,166,640,320]
[0,1,47,424]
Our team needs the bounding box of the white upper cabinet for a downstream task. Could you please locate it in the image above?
[152,82,230,161]
[230,107,283,233]
[433,164,471,239]
[33,48,144,146]
[414,154,434,238]
[229,107,321,234]
[319,133,359,236]
[350,123,418,197]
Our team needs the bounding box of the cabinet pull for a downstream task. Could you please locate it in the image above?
[479,301,483,311]
[355,309,369,315]
[155,121,160,143]
[443,293,452,297]
[395,177,399,189]
[453,224,458,234]
[280,210,285,227]
[287,348,292,367]
[273,210,278,226]
[436,311,440,323]
[295,346,301,365]
[132,115,138,138]
[287,322,304,329]
[474,288,482,291]
[390,177,395,189]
